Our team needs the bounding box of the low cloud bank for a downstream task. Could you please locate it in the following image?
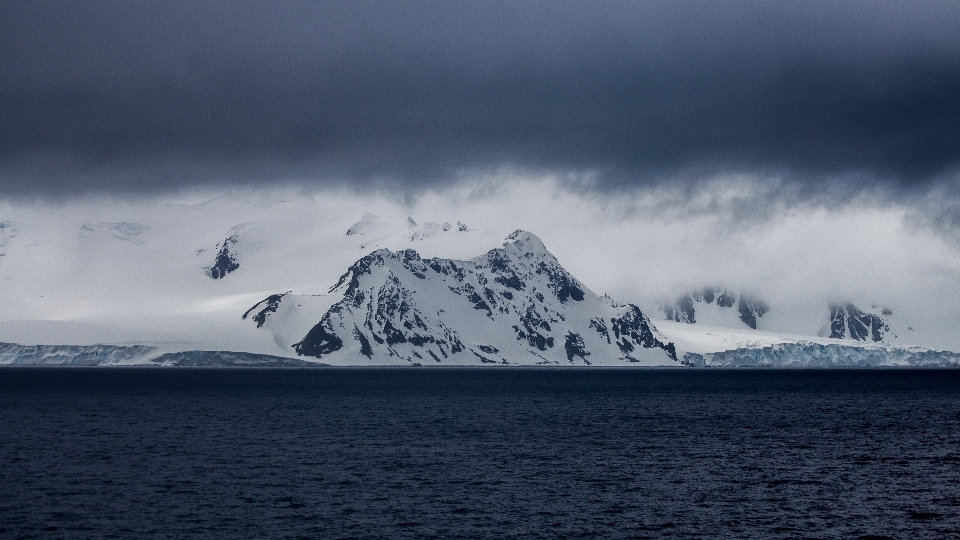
[2,175,958,336]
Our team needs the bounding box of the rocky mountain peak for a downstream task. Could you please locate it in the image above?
[249,230,677,365]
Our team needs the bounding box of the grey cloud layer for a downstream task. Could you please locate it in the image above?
[2,1,960,194]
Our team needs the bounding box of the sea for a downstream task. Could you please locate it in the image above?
[1,367,959,539]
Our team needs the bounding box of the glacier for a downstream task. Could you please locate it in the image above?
[684,341,960,367]
[0,342,323,367]
[0,342,157,366]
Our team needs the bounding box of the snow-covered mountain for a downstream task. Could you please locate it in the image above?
[245,231,678,365]
[1,189,959,366]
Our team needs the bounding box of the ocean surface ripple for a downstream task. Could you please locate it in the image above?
[1,368,959,539]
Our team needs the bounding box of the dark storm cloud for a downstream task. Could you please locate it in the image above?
[2,0,960,194]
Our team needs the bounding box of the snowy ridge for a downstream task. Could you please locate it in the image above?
[251,230,678,365]
[684,341,960,367]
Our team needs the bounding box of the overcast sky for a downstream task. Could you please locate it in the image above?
[2,0,960,196]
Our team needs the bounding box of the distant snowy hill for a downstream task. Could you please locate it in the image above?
[658,288,769,329]
[245,231,678,365]
[655,288,916,348]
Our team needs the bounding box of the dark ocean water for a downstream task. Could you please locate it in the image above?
[1,368,959,539]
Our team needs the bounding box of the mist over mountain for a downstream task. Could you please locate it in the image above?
[0,182,958,366]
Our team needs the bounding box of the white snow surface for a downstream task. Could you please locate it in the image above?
[1,184,959,365]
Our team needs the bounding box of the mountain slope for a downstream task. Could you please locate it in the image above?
[248,231,678,365]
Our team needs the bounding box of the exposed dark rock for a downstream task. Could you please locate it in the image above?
[829,303,889,342]
[471,350,498,363]
[589,317,610,343]
[400,249,427,279]
[495,274,526,291]
[513,319,555,351]
[830,305,846,338]
[661,288,768,330]
[382,320,407,345]
[242,293,289,328]
[294,318,344,357]
[483,287,498,307]
[701,288,715,304]
[737,295,770,330]
[209,233,240,279]
[537,262,585,303]
[564,331,590,363]
[463,284,492,313]
[329,251,378,296]
[676,296,695,323]
[716,291,735,308]
[611,306,678,361]
[353,326,373,358]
